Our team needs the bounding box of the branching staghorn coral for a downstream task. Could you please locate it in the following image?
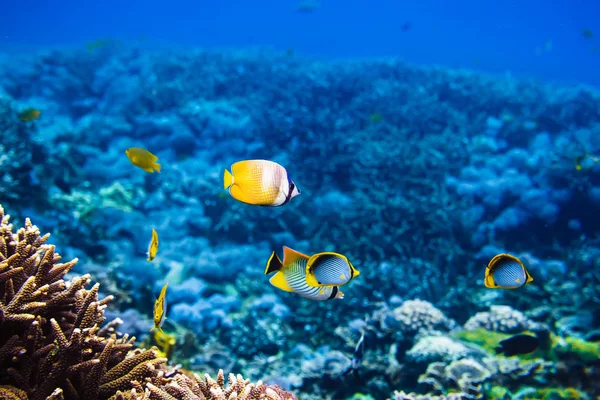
[0,204,297,400]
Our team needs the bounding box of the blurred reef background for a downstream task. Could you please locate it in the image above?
[1,1,600,399]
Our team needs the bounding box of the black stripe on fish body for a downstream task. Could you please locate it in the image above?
[280,180,295,206]
[327,286,339,300]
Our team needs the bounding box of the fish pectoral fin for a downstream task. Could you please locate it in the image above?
[269,272,294,292]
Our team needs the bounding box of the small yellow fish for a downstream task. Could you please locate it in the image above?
[305,252,360,287]
[125,147,161,173]
[19,109,41,122]
[223,160,300,206]
[484,254,533,289]
[147,228,159,261]
[264,247,344,301]
[150,282,168,333]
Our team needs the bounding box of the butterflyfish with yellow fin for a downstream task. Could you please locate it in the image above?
[147,228,159,261]
[305,252,360,287]
[150,282,168,333]
[484,254,533,289]
[126,147,161,173]
[264,247,344,301]
[223,159,300,206]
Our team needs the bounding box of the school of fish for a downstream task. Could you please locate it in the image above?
[9,107,548,375]
[125,148,540,352]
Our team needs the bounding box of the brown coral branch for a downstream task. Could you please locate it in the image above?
[0,203,299,400]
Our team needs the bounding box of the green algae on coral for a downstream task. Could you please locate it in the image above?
[452,328,599,363]
[452,328,511,354]
[521,387,589,400]
[486,386,511,400]
[558,336,600,363]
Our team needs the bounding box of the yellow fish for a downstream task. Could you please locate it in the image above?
[264,247,344,301]
[150,282,168,333]
[125,147,161,173]
[223,160,300,206]
[147,228,159,261]
[305,252,360,287]
[19,108,41,122]
[484,254,533,289]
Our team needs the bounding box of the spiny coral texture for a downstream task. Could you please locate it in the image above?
[0,204,297,400]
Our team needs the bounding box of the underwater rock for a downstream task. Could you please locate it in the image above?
[417,358,490,399]
[464,305,534,333]
[391,391,474,400]
[555,312,595,338]
[387,299,456,339]
[406,336,486,365]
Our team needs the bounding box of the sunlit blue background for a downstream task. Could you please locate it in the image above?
[1,0,599,84]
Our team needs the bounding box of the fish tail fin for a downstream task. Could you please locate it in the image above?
[224,168,233,189]
[149,327,156,333]
[154,163,161,173]
[264,251,283,275]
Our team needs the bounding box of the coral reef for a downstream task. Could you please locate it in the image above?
[1,44,600,399]
[0,204,297,400]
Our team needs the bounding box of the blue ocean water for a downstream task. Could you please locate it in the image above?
[1,2,600,400]
[1,0,600,86]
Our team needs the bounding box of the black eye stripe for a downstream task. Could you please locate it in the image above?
[281,180,295,205]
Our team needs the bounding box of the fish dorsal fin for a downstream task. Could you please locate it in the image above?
[282,246,309,266]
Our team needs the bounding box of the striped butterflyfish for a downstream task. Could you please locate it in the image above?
[484,253,533,289]
[264,247,344,301]
[304,252,360,287]
[223,159,300,206]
